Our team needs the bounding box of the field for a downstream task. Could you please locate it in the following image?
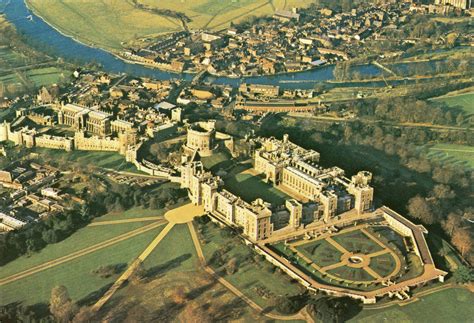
[430,91,474,116]
[0,45,69,95]
[350,288,474,323]
[0,223,165,305]
[27,0,313,51]
[426,144,474,170]
[31,148,141,173]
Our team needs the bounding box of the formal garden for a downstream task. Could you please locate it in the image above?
[268,225,423,292]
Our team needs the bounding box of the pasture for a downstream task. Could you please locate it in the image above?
[430,91,474,116]
[27,0,313,50]
[426,144,474,170]
[350,288,474,323]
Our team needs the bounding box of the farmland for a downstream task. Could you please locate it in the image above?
[26,0,313,51]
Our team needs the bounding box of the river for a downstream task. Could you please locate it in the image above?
[2,0,440,89]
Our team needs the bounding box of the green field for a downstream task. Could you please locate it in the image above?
[426,144,474,170]
[25,67,67,87]
[430,91,474,116]
[350,288,474,323]
[32,148,141,173]
[0,225,165,305]
[27,0,313,50]
[142,224,198,273]
[224,169,291,206]
[0,221,154,281]
[0,46,27,67]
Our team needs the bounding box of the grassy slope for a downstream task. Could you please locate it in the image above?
[0,226,164,305]
[27,0,313,51]
[350,288,474,323]
[430,91,474,115]
[142,224,198,273]
[1,207,164,279]
[200,222,303,308]
[426,143,474,170]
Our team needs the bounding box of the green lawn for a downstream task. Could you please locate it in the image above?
[32,148,140,173]
[369,253,397,278]
[332,231,385,254]
[328,266,374,282]
[224,171,291,206]
[295,239,343,267]
[430,91,474,115]
[93,207,165,222]
[0,226,164,305]
[25,67,67,87]
[426,144,474,170]
[199,221,303,308]
[201,151,232,171]
[0,221,155,280]
[350,288,474,323]
[142,224,198,274]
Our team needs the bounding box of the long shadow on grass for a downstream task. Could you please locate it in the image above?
[78,282,114,307]
[213,297,248,321]
[144,254,192,279]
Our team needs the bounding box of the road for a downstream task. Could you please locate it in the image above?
[287,114,471,132]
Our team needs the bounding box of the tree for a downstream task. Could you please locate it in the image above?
[442,213,462,237]
[452,229,472,258]
[446,33,458,48]
[50,285,77,323]
[72,306,95,323]
[432,184,455,200]
[225,257,238,275]
[149,196,164,209]
[407,196,435,224]
[453,265,474,284]
[308,297,361,323]
[272,295,306,314]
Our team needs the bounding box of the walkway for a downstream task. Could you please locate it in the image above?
[91,203,205,312]
[0,221,166,287]
[88,217,165,226]
[92,222,175,311]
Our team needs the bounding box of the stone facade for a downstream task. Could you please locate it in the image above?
[253,135,373,221]
[185,120,216,157]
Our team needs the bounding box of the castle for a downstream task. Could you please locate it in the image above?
[0,121,135,155]
[181,134,375,242]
